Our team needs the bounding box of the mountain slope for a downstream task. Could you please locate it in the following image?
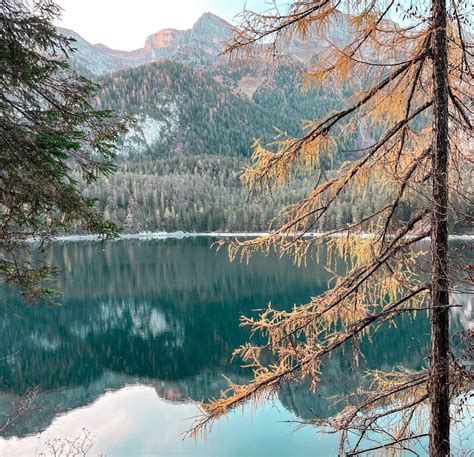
[61,13,233,75]
[61,12,357,76]
[58,27,119,75]
[62,12,401,234]
[95,60,280,157]
[94,57,350,159]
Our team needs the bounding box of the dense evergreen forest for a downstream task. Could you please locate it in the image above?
[81,60,374,233]
[94,60,350,158]
[80,154,428,233]
[79,55,471,234]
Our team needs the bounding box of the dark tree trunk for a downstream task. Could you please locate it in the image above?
[429,0,450,455]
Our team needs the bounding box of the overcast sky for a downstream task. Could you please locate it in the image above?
[54,0,272,50]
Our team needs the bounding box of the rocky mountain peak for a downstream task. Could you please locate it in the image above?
[60,11,349,76]
[185,12,232,55]
[144,28,181,51]
[193,12,232,30]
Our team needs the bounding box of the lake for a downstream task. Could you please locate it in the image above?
[0,237,471,456]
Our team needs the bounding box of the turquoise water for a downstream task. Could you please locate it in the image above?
[0,238,471,455]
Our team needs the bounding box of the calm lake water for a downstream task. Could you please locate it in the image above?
[0,237,471,456]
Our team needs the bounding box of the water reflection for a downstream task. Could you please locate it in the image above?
[0,238,471,453]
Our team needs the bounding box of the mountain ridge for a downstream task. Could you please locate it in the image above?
[61,12,234,75]
[60,11,358,76]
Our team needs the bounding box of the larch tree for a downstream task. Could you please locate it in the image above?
[0,0,127,303]
[190,0,473,455]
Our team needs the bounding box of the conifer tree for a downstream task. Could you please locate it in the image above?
[190,1,473,454]
[0,0,127,302]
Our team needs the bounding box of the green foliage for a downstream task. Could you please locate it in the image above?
[78,155,414,233]
[0,0,127,302]
[94,60,351,160]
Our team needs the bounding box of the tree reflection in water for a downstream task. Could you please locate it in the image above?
[0,238,469,440]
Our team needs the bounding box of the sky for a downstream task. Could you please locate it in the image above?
[54,0,272,51]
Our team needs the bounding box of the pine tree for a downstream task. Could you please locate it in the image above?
[0,0,127,302]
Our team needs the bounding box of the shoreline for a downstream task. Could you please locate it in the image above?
[27,231,474,243]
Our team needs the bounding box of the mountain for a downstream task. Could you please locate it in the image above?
[59,12,446,235]
[59,13,351,161]
[138,12,232,62]
[58,27,119,75]
[61,12,233,76]
[61,12,358,76]
[57,13,376,234]
[94,59,345,158]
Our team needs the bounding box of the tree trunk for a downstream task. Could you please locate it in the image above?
[430,0,450,455]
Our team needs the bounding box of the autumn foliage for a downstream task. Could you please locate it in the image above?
[190,1,473,455]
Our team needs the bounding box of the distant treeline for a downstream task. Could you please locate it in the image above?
[78,154,472,234]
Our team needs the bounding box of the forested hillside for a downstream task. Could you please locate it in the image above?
[94,60,349,159]
[83,56,376,233]
[64,15,470,234]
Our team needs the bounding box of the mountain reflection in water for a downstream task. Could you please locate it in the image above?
[0,238,471,455]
